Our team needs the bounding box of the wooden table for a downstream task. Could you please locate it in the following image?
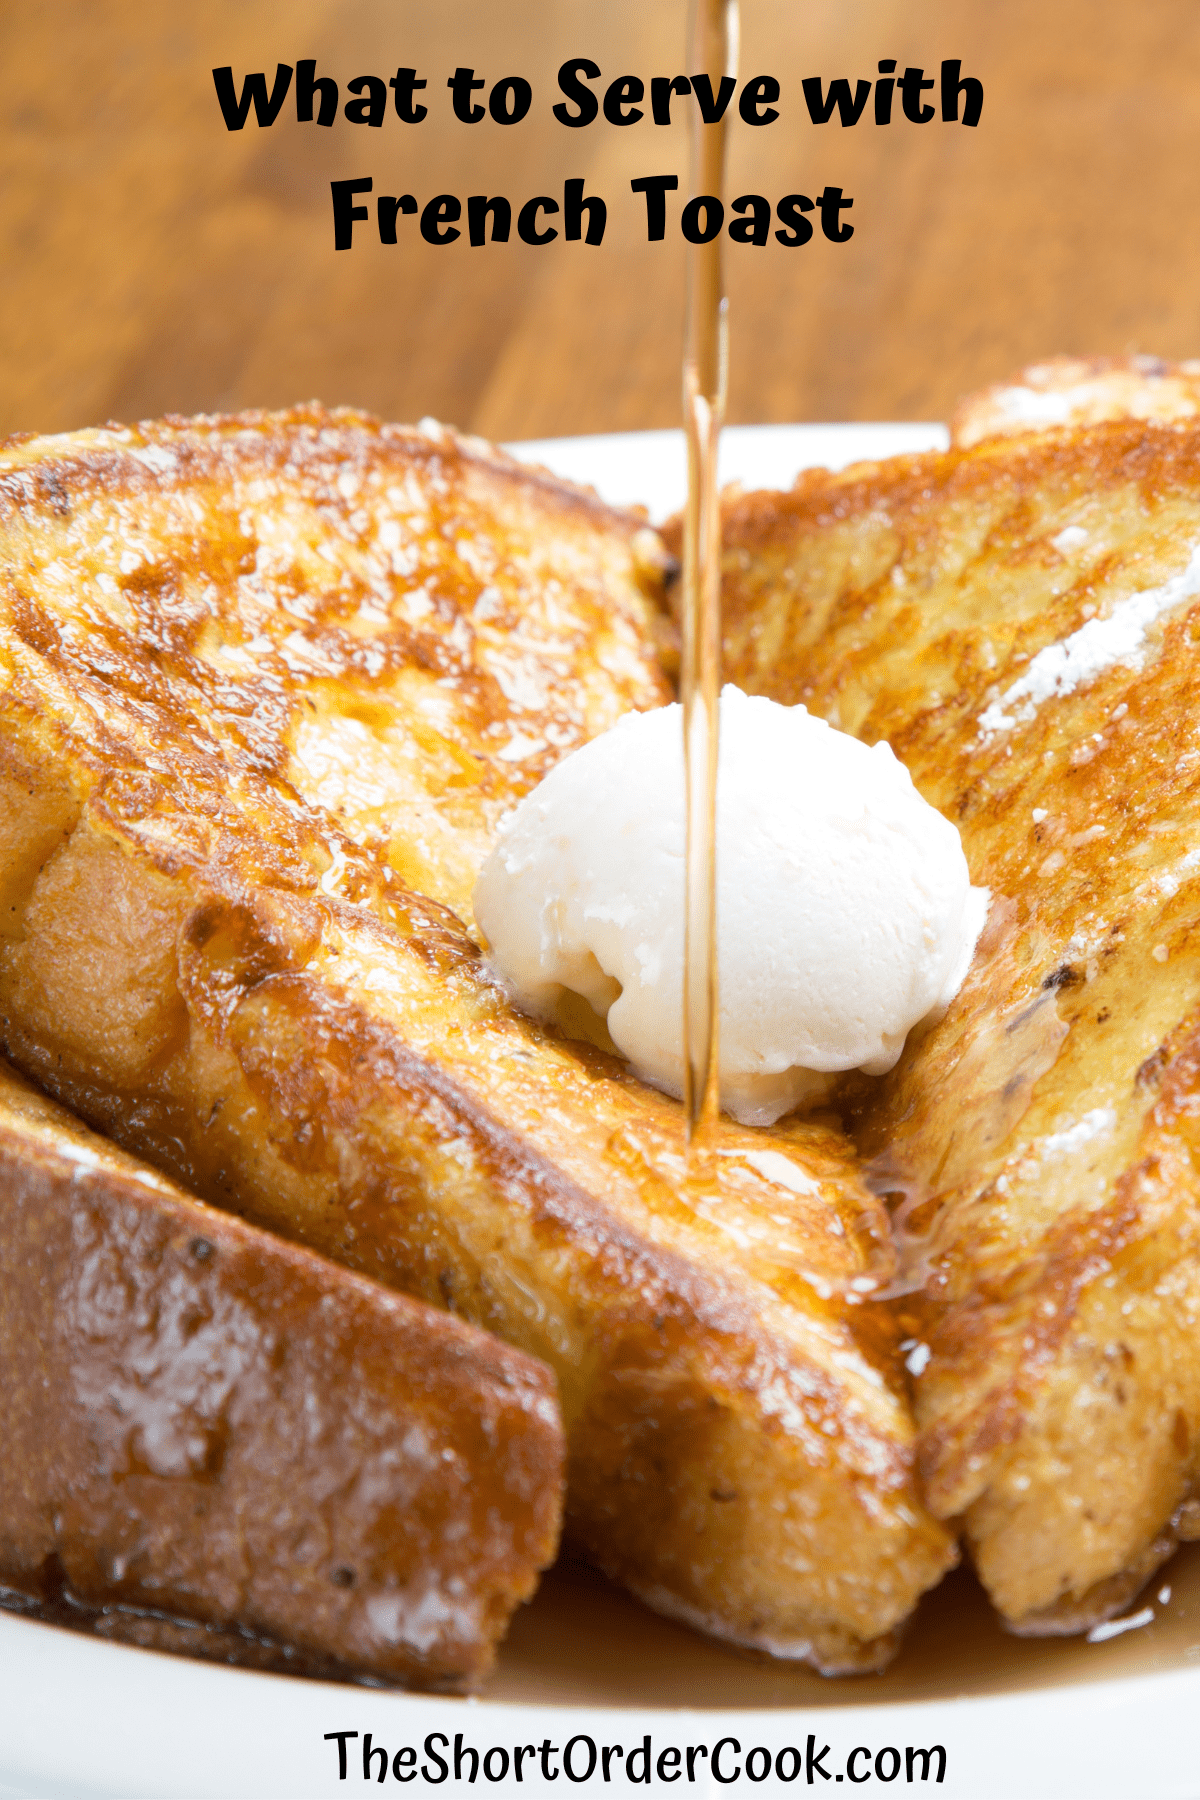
[4,0,1200,443]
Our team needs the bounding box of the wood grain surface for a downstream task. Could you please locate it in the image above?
[3,0,1199,442]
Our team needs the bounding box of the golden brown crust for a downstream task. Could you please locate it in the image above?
[950,354,1200,449]
[0,407,953,1672]
[0,1056,563,1688]
[705,419,1200,1629]
[0,405,672,923]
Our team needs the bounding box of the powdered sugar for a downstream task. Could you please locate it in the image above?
[993,386,1077,426]
[1039,1107,1116,1159]
[979,544,1200,736]
[128,444,177,474]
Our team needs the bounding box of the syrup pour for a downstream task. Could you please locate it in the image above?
[681,0,739,1143]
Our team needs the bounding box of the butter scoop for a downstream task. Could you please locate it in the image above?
[473,686,987,1125]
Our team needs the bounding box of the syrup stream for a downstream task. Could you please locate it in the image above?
[681,0,739,1141]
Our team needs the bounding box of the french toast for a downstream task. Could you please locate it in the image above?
[0,407,953,1673]
[950,354,1200,449]
[0,1055,563,1687]
[707,420,1200,1632]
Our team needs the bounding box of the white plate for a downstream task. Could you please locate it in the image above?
[504,422,949,522]
[4,425,1199,1800]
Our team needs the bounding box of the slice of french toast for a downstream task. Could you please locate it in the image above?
[950,354,1200,448]
[708,420,1200,1633]
[0,407,953,1673]
[0,1055,563,1687]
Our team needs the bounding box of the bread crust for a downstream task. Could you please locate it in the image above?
[0,1057,563,1687]
[950,355,1200,449]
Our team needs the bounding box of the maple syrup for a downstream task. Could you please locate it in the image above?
[681,0,739,1141]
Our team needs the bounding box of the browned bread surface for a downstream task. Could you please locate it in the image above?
[702,421,1200,1632]
[0,407,671,924]
[950,354,1200,449]
[0,1056,563,1687]
[0,407,954,1673]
